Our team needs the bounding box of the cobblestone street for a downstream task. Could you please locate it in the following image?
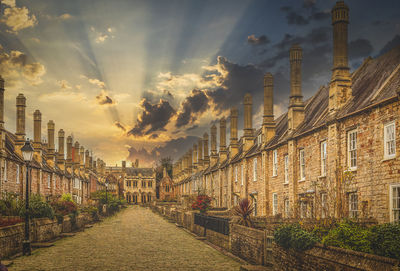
[9,206,241,271]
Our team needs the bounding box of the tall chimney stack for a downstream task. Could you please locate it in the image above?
[15,94,26,152]
[210,125,218,166]
[288,44,305,133]
[229,107,239,157]
[329,1,352,112]
[33,110,42,162]
[188,148,193,173]
[197,139,203,169]
[80,146,85,170]
[203,133,209,167]
[57,129,65,166]
[66,136,73,169]
[85,150,90,169]
[74,141,80,169]
[193,144,198,170]
[0,76,4,130]
[263,73,276,143]
[243,93,254,152]
[219,118,227,162]
[47,120,55,164]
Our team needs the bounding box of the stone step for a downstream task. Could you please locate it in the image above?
[195,236,206,240]
[60,233,75,237]
[85,224,93,228]
[31,242,54,248]
[240,265,272,271]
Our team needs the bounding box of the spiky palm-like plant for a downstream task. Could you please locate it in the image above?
[233,198,254,227]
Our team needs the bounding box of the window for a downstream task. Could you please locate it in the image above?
[390,184,400,223]
[16,164,20,184]
[235,166,238,182]
[257,134,262,145]
[284,155,289,184]
[133,181,137,187]
[321,141,327,176]
[299,149,305,180]
[2,159,7,181]
[349,193,358,218]
[148,181,152,188]
[47,174,51,188]
[284,199,290,218]
[272,150,278,176]
[321,193,327,218]
[253,158,257,182]
[384,122,396,159]
[142,181,146,188]
[300,201,307,218]
[272,193,278,216]
[241,164,244,186]
[348,129,357,170]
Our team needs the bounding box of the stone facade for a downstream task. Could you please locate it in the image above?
[173,1,400,224]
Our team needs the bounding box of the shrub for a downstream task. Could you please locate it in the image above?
[274,224,317,251]
[322,220,372,253]
[233,198,254,227]
[191,195,212,214]
[0,192,23,216]
[369,223,400,261]
[81,206,99,221]
[19,194,55,220]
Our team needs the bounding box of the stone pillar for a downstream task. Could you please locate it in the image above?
[263,73,276,143]
[15,94,26,151]
[47,120,55,163]
[33,110,42,163]
[210,125,218,166]
[203,133,210,167]
[288,44,305,133]
[329,0,352,112]
[230,107,238,157]
[243,94,254,152]
[219,118,227,162]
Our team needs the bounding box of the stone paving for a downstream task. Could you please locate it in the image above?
[10,206,242,271]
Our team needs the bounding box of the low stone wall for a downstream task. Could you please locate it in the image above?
[272,244,400,271]
[0,213,93,260]
[231,223,265,265]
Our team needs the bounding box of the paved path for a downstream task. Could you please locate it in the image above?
[10,206,241,271]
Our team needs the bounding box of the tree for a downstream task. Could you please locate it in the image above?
[155,156,173,182]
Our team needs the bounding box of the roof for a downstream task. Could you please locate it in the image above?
[125,167,154,177]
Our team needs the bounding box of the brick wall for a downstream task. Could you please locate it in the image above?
[231,223,265,265]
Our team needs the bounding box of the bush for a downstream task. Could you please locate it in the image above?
[369,223,400,261]
[274,224,317,251]
[0,192,23,216]
[20,194,55,220]
[81,206,99,221]
[191,195,212,214]
[233,198,254,227]
[321,220,372,253]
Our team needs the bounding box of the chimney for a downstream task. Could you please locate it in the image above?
[263,73,276,143]
[74,141,80,169]
[57,129,65,168]
[193,144,198,170]
[66,136,73,168]
[203,132,209,167]
[33,110,42,163]
[47,120,55,165]
[85,150,90,169]
[210,125,218,166]
[0,76,4,130]
[80,146,85,170]
[197,139,203,169]
[135,159,139,168]
[229,107,239,157]
[188,148,193,173]
[243,93,254,152]
[93,160,97,172]
[15,94,26,152]
[219,118,227,162]
[288,44,305,133]
[163,166,168,178]
[329,1,352,112]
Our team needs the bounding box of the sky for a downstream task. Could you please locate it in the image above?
[0,0,399,167]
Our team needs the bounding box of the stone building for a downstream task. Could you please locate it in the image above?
[0,78,107,205]
[159,167,175,201]
[173,1,400,223]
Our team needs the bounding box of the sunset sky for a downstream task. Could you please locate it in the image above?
[1,0,399,166]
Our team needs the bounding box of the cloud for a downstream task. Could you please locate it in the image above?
[57,80,72,89]
[89,78,106,88]
[247,34,270,46]
[96,91,115,105]
[91,26,115,44]
[114,121,126,131]
[349,38,374,60]
[31,37,40,43]
[280,4,329,26]
[0,47,46,86]
[1,5,37,33]
[128,99,176,137]
[378,35,400,56]
[176,89,209,128]
[59,14,72,20]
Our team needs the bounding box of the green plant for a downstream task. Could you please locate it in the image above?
[233,198,254,228]
[274,224,317,251]
[369,223,400,260]
[19,194,55,220]
[191,195,212,214]
[322,220,372,253]
[0,192,23,216]
[61,193,73,202]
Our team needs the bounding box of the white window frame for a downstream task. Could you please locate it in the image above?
[284,199,290,218]
[390,184,400,223]
[384,122,396,159]
[299,149,305,181]
[348,129,357,170]
[272,150,278,177]
[16,164,20,184]
[284,155,289,184]
[321,141,327,176]
[253,158,257,182]
[272,193,278,216]
[241,164,244,186]
[349,193,358,219]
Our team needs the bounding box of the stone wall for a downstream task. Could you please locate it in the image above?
[230,223,265,265]
[272,243,400,271]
